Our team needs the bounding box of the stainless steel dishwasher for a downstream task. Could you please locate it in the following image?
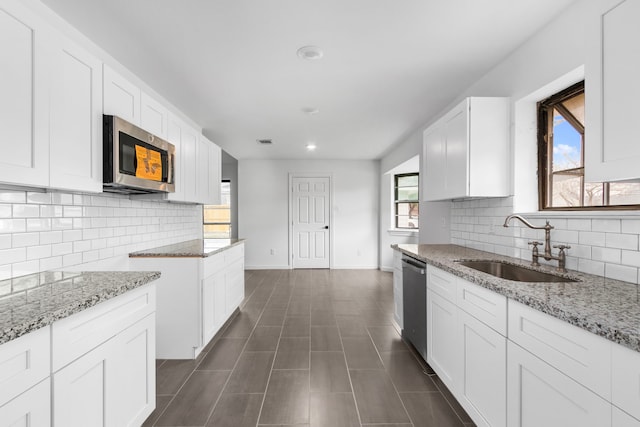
[402,254,427,361]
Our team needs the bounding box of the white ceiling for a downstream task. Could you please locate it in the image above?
[40,0,576,160]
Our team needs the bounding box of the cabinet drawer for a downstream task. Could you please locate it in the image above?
[0,377,50,427]
[457,279,506,336]
[507,300,611,400]
[0,327,50,407]
[427,265,457,302]
[52,283,156,371]
[613,407,640,427]
[224,244,244,264]
[203,252,225,278]
[612,343,640,420]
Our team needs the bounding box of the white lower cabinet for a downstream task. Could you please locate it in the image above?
[426,265,506,427]
[613,407,640,427]
[426,288,457,390]
[0,378,51,427]
[130,242,245,359]
[612,342,640,421]
[507,341,611,427]
[457,310,506,427]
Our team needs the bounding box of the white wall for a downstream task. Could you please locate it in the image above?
[238,159,379,269]
[0,189,202,280]
[446,0,640,284]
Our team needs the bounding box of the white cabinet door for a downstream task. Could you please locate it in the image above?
[392,251,403,329]
[585,0,640,182]
[208,141,222,205]
[110,314,155,427]
[426,288,458,391]
[53,339,111,427]
[53,314,155,427]
[0,2,49,187]
[0,378,50,427]
[507,342,611,427]
[166,115,184,202]
[422,122,446,201]
[443,101,468,199]
[422,97,509,201]
[49,35,103,193]
[202,272,223,344]
[612,343,640,421]
[213,274,227,332]
[197,136,211,204]
[181,126,199,203]
[103,64,141,125]
[613,407,640,427]
[457,310,506,427]
[140,92,169,138]
[225,258,244,314]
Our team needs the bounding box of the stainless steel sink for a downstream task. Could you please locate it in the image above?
[456,260,579,283]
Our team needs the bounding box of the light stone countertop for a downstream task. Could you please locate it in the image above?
[393,243,640,353]
[128,238,245,258]
[0,270,160,345]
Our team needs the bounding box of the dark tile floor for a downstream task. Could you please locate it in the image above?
[143,269,477,427]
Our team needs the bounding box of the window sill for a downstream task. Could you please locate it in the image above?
[518,210,640,219]
[387,229,419,237]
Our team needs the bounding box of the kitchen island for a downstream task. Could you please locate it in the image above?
[0,270,159,426]
[393,243,640,427]
[130,239,245,359]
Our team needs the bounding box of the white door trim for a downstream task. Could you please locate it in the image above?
[288,172,333,269]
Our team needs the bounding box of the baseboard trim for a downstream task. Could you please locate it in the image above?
[245,265,291,270]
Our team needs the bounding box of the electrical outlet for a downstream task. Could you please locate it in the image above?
[441,217,447,228]
[357,249,362,256]
[270,249,275,255]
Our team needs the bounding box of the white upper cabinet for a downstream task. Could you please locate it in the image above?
[103,64,141,125]
[0,1,50,187]
[181,126,199,203]
[166,114,184,202]
[422,97,510,201]
[48,34,103,193]
[199,136,222,205]
[585,0,640,182]
[141,92,169,139]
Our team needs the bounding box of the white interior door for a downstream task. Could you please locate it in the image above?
[291,176,330,269]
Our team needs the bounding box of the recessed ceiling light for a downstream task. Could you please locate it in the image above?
[306,143,317,151]
[297,46,323,60]
[301,107,320,115]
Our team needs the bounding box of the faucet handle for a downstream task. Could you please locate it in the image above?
[528,241,543,247]
[553,244,571,251]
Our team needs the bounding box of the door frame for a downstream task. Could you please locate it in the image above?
[288,172,333,269]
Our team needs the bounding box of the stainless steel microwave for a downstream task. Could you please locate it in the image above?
[103,115,175,194]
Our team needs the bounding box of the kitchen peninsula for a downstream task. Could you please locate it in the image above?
[129,239,245,359]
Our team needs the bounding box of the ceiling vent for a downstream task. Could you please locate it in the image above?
[257,139,273,145]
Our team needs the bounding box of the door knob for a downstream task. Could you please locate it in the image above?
[323,225,329,229]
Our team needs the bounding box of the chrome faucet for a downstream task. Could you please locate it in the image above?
[503,214,570,272]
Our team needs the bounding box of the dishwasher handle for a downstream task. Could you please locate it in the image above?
[402,257,426,275]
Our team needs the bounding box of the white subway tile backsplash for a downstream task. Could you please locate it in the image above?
[0,189,200,279]
[622,219,640,234]
[592,219,621,233]
[451,197,640,284]
[579,231,606,246]
[0,219,26,234]
[605,233,638,250]
[12,233,40,248]
[566,218,592,231]
[621,250,640,268]
[0,248,27,264]
[605,263,638,283]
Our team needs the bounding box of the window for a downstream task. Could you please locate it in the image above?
[538,81,640,209]
[203,181,231,238]
[394,173,419,229]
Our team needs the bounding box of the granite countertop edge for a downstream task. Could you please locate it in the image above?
[129,238,245,258]
[393,243,640,353]
[0,271,160,346]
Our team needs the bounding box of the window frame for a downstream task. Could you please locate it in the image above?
[394,172,419,229]
[537,81,640,211]
[203,180,232,238]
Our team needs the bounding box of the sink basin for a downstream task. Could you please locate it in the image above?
[456,260,578,283]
